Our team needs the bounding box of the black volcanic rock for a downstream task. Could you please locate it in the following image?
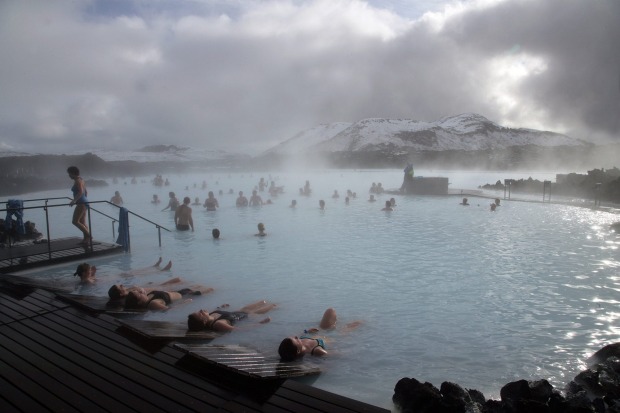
[393,342,620,413]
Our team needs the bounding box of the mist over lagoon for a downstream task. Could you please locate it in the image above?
[9,168,620,410]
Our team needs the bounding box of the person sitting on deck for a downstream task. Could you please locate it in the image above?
[74,258,172,285]
[187,300,277,332]
[124,285,213,311]
[277,308,362,362]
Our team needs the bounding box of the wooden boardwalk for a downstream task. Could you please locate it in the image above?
[0,281,391,413]
[0,237,124,274]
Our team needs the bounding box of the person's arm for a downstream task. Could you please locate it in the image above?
[189,215,194,231]
[147,299,169,311]
[213,320,236,332]
[174,209,180,224]
[310,346,327,357]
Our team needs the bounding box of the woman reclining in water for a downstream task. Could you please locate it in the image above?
[124,285,213,311]
[187,300,277,332]
[278,307,362,362]
[107,277,213,300]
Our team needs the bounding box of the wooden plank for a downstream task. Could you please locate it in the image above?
[0,237,124,274]
[266,380,390,413]
[0,286,67,325]
[0,273,73,293]
[3,320,173,413]
[0,374,50,413]
[215,395,268,413]
[119,319,220,340]
[43,307,236,409]
[35,314,223,411]
[175,343,321,380]
[0,330,115,412]
[55,293,146,316]
[0,357,81,413]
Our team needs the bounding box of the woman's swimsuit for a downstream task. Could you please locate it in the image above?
[207,310,247,329]
[147,291,171,305]
[147,289,201,306]
[300,335,326,355]
[71,179,89,204]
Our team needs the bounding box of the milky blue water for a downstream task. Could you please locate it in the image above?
[8,169,620,411]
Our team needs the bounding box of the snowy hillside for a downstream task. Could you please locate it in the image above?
[268,113,587,154]
[261,122,352,155]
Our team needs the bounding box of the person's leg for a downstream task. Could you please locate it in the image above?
[249,303,277,314]
[152,257,163,267]
[161,260,172,271]
[159,277,182,286]
[240,300,270,313]
[72,205,90,241]
[319,308,337,329]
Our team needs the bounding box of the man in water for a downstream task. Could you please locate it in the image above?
[175,197,194,231]
[236,191,248,207]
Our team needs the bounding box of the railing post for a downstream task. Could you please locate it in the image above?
[87,205,93,249]
[126,214,131,252]
[158,226,162,248]
[44,200,52,260]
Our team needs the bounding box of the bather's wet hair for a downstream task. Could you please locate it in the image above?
[108,285,123,299]
[67,166,80,176]
[74,263,89,277]
[187,312,206,331]
[124,290,146,309]
[278,338,300,362]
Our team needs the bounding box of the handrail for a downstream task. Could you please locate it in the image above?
[1,197,170,255]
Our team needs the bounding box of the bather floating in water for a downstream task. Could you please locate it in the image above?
[187,300,277,332]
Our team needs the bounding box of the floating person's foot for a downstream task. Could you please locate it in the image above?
[217,304,230,309]
[153,257,163,267]
[162,260,172,271]
[259,317,271,324]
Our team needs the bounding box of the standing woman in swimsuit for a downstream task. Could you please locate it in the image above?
[67,166,90,245]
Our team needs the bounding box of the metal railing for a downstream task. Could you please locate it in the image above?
[1,197,170,256]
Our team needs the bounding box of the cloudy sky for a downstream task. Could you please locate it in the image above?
[1,0,618,155]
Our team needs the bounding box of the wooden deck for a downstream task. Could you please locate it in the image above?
[119,319,220,340]
[0,280,391,413]
[0,237,124,274]
[175,342,322,380]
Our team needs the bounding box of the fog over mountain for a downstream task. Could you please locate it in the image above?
[264,113,586,156]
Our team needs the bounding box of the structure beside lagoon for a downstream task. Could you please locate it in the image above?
[398,163,449,195]
[401,176,449,195]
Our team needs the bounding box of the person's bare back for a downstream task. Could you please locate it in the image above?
[174,197,194,231]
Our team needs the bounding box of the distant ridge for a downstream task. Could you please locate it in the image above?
[265,113,587,155]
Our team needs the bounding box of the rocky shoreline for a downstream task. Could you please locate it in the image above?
[393,342,620,413]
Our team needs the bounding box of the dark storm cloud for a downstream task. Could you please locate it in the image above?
[0,0,617,154]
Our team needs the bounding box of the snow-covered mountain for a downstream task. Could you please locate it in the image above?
[262,122,352,155]
[265,113,587,155]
